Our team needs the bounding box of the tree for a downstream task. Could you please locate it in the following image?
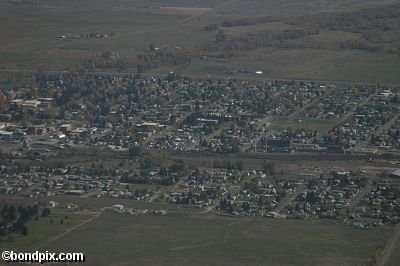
[47,107,57,120]
[8,233,16,242]
[129,145,144,158]
[215,30,226,42]
[21,225,28,236]
[231,142,240,153]
[1,204,9,216]
[262,161,276,175]
[235,160,244,171]
[0,94,8,111]
[30,204,39,217]
[137,64,145,73]
[378,170,388,178]
[41,208,51,217]
[7,205,16,221]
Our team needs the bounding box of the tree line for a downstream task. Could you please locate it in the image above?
[0,204,51,241]
[203,3,400,54]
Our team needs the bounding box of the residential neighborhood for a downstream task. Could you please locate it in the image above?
[0,72,399,231]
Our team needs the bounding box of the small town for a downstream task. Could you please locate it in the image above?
[2,1,400,264]
[1,72,399,232]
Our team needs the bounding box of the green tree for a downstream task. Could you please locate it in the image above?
[129,145,144,158]
[21,225,28,236]
[262,161,276,175]
[41,208,51,217]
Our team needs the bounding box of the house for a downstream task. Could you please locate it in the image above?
[111,204,124,211]
[389,169,400,178]
[135,122,162,131]
[60,124,73,133]
[22,100,41,109]
[27,126,45,135]
[9,99,24,107]
[196,118,219,125]
[0,130,13,140]
[66,190,85,196]
[266,139,292,152]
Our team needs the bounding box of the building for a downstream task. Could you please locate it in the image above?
[60,124,73,133]
[389,169,400,178]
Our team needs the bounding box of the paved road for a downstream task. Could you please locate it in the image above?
[374,113,400,136]
[316,93,376,142]
[288,88,330,119]
[377,224,400,266]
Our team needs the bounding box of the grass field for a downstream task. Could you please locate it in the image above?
[387,239,400,266]
[1,0,400,83]
[0,210,95,252]
[202,0,398,18]
[0,195,191,212]
[0,4,212,68]
[39,212,390,266]
[153,47,400,84]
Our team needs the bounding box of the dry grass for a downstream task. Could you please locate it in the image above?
[42,212,391,266]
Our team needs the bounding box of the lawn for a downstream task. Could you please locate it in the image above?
[41,212,390,266]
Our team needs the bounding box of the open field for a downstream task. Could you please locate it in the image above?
[1,0,400,83]
[387,237,400,266]
[0,210,95,251]
[0,195,197,213]
[155,48,400,84]
[38,212,390,266]
[0,3,212,68]
[200,0,398,18]
[4,0,227,9]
